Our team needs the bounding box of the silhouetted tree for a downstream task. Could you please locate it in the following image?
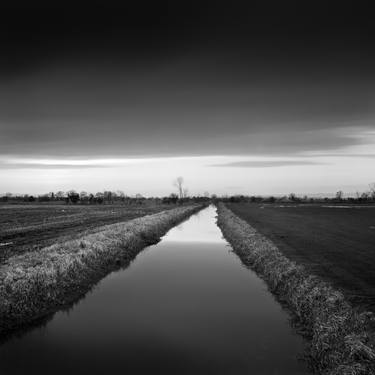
[95,192,104,204]
[104,191,113,204]
[67,190,80,204]
[335,190,343,201]
[55,191,65,200]
[369,183,375,200]
[173,176,184,199]
[288,193,297,202]
[117,190,125,202]
[169,193,179,204]
[80,191,89,204]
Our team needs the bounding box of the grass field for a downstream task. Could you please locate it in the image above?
[227,203,375,312]
[0,203,173,263]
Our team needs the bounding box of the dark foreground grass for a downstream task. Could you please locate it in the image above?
[0,204,203,335]
[227,202,375,312]
[217,203,375,375]
[0,203,174,263]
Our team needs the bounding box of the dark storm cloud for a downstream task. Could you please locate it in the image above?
[1,1,374,158]
[2,1,373,71]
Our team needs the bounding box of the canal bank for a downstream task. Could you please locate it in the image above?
[0,205,309,375]
[216,203,375,375]
[0,204,203,335]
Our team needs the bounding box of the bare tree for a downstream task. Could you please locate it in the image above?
[104,190,113,204]
[369,183,375,199]
[361,192,370,200]
[335,190,343,201]
[67,190,79,204]
[80,191,88,199]
[80,191,88,204]
[173,176,184,199]
[95,192,104,204]
[56,191,65,200]
[288,192,297,202]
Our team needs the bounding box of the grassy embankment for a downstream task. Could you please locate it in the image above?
[0,204,203,335]
[217,203,375,375]
[0,203,175,263]
[226,202,375,312]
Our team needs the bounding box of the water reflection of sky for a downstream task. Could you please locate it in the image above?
[163,205,224,243]
[0,206,310,375]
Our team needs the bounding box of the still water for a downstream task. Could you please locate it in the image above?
[0,206,309,375]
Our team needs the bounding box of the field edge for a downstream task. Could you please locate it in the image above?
[0,204,205,336]
[216,202,375,375]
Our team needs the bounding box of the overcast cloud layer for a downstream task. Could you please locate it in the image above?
[1,2,374,194]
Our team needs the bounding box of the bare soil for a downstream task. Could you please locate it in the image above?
[0,203,173,263]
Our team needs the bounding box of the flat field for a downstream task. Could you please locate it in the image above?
[227,202,375,311]
[0,203,173,263]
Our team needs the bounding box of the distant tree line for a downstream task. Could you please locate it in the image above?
[2,183,374,205]
[220,184,375,204]
[0,190,211,205]
[0,190,128,204]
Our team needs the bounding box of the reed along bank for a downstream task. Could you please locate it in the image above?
[216,203,375,375]
[0,204,204,334]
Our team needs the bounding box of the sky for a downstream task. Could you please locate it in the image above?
[1,2,374,196]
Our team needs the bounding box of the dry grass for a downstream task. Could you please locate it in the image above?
[0,204,203,334]
[216,203,375,375]
[226,202,375,312]
[0,203,175,263]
